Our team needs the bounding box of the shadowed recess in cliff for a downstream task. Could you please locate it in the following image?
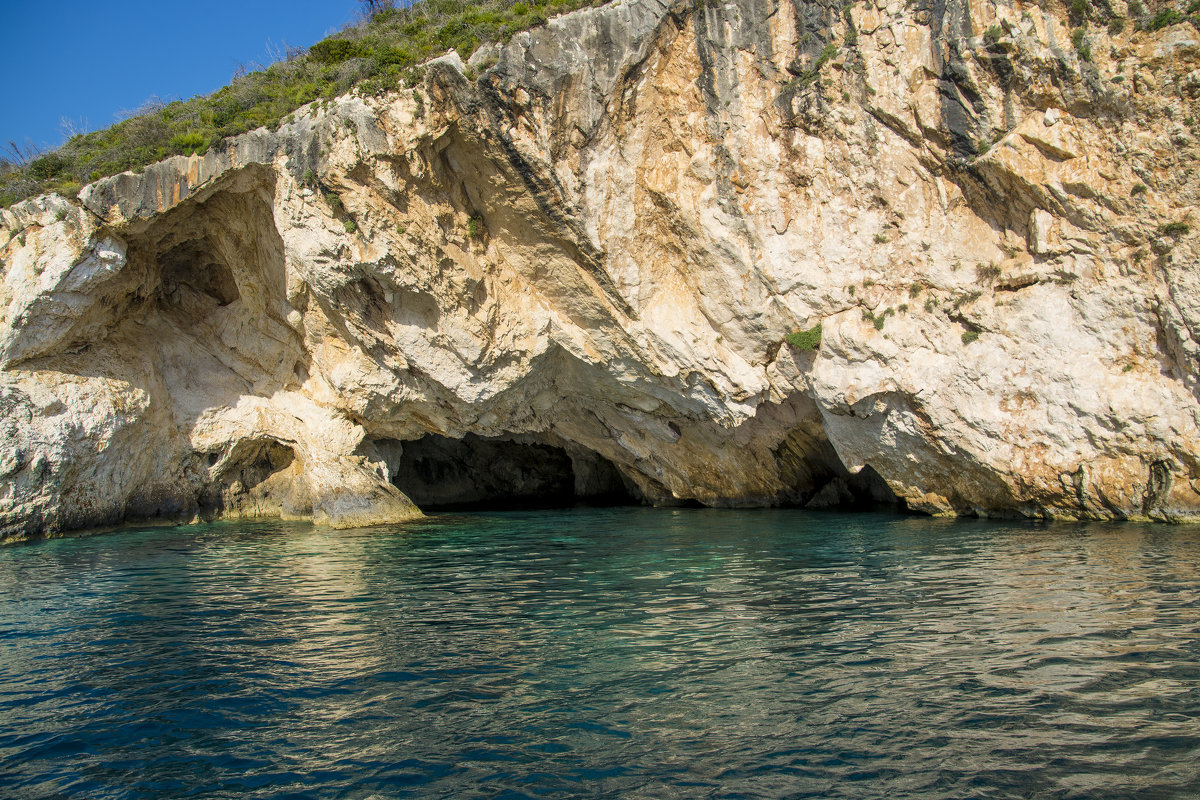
[193,439,300,521]
[120,165,301,409]
[376,433,640,510]
[771,416,907,511]
[127,166,286,331]
[804,464,907,511]
[48,166,307,530]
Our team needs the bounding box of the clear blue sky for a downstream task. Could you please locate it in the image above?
[0,0,361,153]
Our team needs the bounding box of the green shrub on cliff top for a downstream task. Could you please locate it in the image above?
[0,0,612,208]
[169,131,208,155]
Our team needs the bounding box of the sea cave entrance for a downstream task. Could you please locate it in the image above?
[373,426,908,514]
[377,433,641,511]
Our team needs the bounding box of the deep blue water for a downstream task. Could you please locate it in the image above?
[2,508,1200,799]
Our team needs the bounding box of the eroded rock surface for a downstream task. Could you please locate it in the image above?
[4,0,1200,540]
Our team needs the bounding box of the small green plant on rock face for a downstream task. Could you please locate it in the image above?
[473,52,499,75]
[792,41,840,87]
[343,218,357,234]
[785,323,823,351]
[909,282,923,297]
[976,261,1002,281]
[862,309,887,330]
[984,24,1005,45]
[467,214,484,239]
[962,330,980,345]
[816,41,838,70]
[1131,182,1147,196]
[325,193,343,213]
[954,290,983,309]
[302,169,317,187]
[1108,17,1126,35]
[1071,28,1092,62]
[874,232,889,244]
[1145,8,1183,31]
[843,7,858,47]
[1160,221,1190,237]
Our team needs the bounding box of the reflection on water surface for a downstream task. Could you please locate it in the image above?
[2,509,1199,798]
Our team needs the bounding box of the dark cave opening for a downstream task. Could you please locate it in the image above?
[800,463,909,512]
[197,438,296,517]
[770,419,909,513]
[374,424,911,515]
[378,433,641,511]
[159,238,240,307]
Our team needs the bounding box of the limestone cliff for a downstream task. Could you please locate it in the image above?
[3,0,1200,541]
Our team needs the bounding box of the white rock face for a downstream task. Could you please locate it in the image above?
[3,0,1200,540]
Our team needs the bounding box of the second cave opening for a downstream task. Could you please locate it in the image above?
[378,433,641,511]
[373,428,908,515]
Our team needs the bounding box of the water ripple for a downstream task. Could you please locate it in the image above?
[2,510,1200,798]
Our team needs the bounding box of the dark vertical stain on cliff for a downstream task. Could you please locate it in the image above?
[693,5,737,199]
[773,0,838,131]
[692,1,772,263]
[927,0,985,160]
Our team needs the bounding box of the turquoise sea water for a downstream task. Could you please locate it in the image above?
[1,508,1199,799]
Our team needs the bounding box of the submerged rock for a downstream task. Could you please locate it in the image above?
[3,0,1200,540]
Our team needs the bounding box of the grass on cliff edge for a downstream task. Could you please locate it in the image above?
[0,0,608,209]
